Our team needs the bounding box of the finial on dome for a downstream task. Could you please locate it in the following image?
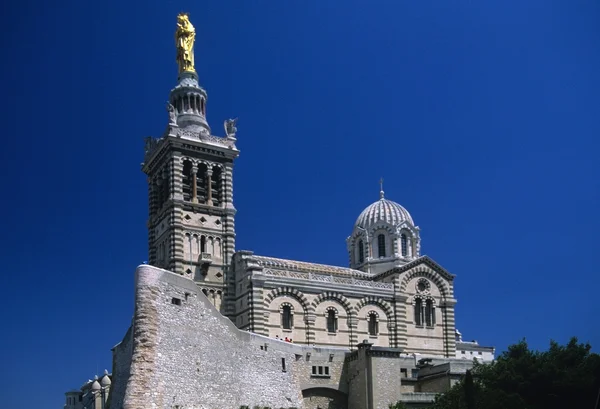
[379,177,384,199]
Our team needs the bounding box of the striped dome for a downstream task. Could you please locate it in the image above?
[355,197,414,230]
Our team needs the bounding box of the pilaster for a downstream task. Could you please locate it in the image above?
[147,178,157,265]
[249,279,267,335]
[305,313,316,345]
[393,277,408,349]
[440,298,457,357]
[348,316,358,350]
[171,152,184,201]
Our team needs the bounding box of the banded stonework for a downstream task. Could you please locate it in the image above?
[67,15,496,409]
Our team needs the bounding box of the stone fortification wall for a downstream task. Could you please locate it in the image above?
[120,265,304,409]
[108,325,133,409]
[370,353,402,409]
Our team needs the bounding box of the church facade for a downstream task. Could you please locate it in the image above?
[65,14,493,409]
[142,52,484,362]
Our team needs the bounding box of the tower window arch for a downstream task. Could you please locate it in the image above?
[358,239,364,263]
[414,296,436,327]
[211,166,223,207]
[401,233,408,257]
[377,234,386,258]
[200,235,206,254]
[425,299,435,327]
[196,163,208,204]
[414,298,423,326]
[182,161,193,202]
[280,303,293,330]
[326,307,338,333]
[367,311,379,336]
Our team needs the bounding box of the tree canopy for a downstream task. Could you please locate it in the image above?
[430,337,600,409]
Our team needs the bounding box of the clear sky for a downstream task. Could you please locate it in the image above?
[1,1,599,408]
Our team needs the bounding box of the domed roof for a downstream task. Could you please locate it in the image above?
[100,370,111,386]
[91,379,101,391]
[355,191,414,230]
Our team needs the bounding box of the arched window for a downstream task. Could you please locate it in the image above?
[156,166,170,206]
[425,299,435,327]
[326,308,338,333]
[281,304,293,329]
[358,239,364,263]
[377,234,386,258]
[200,235,206,254]
[414,298,423,326]
[401,234,408,257]
[415,297,436,327]
[368,311,379,336]
[211,166,223,207]
[196,163,207,204]
[182,161,193,202]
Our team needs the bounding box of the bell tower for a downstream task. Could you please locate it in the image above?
[141,13,239,310]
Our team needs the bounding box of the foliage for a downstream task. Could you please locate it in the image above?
[430,337,600,409]
[389,401,409,409]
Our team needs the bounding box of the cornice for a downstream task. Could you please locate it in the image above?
[374,255,455,282]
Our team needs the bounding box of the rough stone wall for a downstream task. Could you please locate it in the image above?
[120,265,304,409]
[347,351,368,409]
[419,375,450,393]
[108,325,133,409]
[292,349,348,391]
[370,355,403,409]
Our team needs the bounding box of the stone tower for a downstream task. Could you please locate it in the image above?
[142,15,239,309]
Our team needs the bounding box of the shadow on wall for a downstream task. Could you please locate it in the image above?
[302,386,348,409]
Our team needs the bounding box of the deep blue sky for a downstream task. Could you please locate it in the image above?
[2,1,599,408]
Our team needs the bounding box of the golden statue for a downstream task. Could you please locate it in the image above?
[175,13,196,73]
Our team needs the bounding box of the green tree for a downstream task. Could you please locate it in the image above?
[463,370,475,409]
[430,337,600,409]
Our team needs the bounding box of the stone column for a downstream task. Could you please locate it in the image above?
[206,167,213,206]
[191,164,198,203]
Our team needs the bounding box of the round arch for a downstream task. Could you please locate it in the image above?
[263,287,309,313]
[399,266,450,298]
[310,292,354,317]
[302,386,348,409]
[354,296,394,320]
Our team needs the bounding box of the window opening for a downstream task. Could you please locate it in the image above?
[281,304,293,329]
[358,239,364,263]
[326,309,338,333]
[377,234,386,257]
[415,298,423,325]
[425,299,435,326]
[368,312,379,336]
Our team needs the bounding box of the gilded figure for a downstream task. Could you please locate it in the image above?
[175,13,196,73]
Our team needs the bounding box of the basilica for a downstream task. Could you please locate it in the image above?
[64,14,493,409]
